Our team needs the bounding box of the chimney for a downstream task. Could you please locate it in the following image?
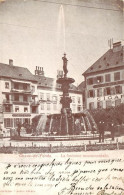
[40,67,44,76]
[35,66,44,76]
[9,59,13,66]
[113,42,122,52]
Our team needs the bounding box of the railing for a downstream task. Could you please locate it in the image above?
[11,88,31,93]
[13,100,29,105]
[3,99,12,104]
[39,99,57,103]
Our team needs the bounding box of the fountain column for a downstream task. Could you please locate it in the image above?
[57,53,75,135]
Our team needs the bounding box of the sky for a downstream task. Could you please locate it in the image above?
[0,0,123,85]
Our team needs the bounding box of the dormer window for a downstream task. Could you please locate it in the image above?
[103,57,106,60]
[19,74,22,76]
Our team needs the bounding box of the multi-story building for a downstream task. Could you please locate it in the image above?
[0,60,38,131]
[82,41,124,110]
[34,66,83,115]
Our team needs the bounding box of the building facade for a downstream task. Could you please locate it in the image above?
[82,42,124,110]
[0,60,38,131]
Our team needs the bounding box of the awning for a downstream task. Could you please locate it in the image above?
[11,79,31,84]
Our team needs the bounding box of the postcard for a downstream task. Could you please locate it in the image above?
[0,0,124,194]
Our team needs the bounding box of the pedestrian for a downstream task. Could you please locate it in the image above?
[98,120,105,143]
[110,120,115,141]
[17,121,21,136]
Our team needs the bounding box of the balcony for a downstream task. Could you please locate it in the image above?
[11,88,31,94]
[3,99,13,104]
[39,99,57,103]
[13,100,29,105]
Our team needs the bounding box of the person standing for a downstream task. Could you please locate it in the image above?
[110,120,115,141]
[98,120,105,143]
[17,121,21,136]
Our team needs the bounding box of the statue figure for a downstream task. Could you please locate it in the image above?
[62,53,68,77]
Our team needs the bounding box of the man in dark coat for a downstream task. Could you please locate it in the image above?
[98,120,105,143]
[109,120,115,141]
[17,122,21,136]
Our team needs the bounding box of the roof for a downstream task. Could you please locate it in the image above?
[34,75,82,92]
[0,63,37,82]
[78,81,85,91]
[83,44,124,76]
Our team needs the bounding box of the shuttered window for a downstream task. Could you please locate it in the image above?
[97,88,102,97]
[88,90,95,98]
[115,86,122,94]
[105,74,111,82]
[114,72,120,81]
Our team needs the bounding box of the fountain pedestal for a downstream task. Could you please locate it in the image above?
[57,54,75,135]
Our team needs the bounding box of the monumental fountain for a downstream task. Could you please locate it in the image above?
[10,53,99,141]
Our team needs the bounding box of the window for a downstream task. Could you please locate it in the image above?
[104,87,111,96]
[40,93,44,100]
[23,95,27,102]
[97,101,103,109]
[52,95,57,102]
[6,94,10,101]
[46,93,50,101]
[24,107,28,112]
[14,83,19,89]
[87,78,93,85]
[106,100,112,108]
[89,102,94,110]
[88,90,95,98]
[115,99,121,106]
[115,86,122,94]
[5,105,11,112]
[53,103,57,110]
[72,104,76,112]
[4,118,13,128]
[77,97,81,104]
[14,94,19,101]
[72,96,75,103]
[105,74,111,82]
[47,103,50,110]
[77,106,81,112]
[97,88,102,97]
[31,86,35,93]
[32,107,37,113]
[5,82,9,89]
[114,72,120,81]
[96,76,103,83]
[23,84,27,90]
[41,103,44,110]
[15,107,19,112]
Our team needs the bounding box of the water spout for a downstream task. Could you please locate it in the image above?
[57,5,66,52]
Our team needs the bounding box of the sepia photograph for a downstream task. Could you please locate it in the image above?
[0,0,123,194]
